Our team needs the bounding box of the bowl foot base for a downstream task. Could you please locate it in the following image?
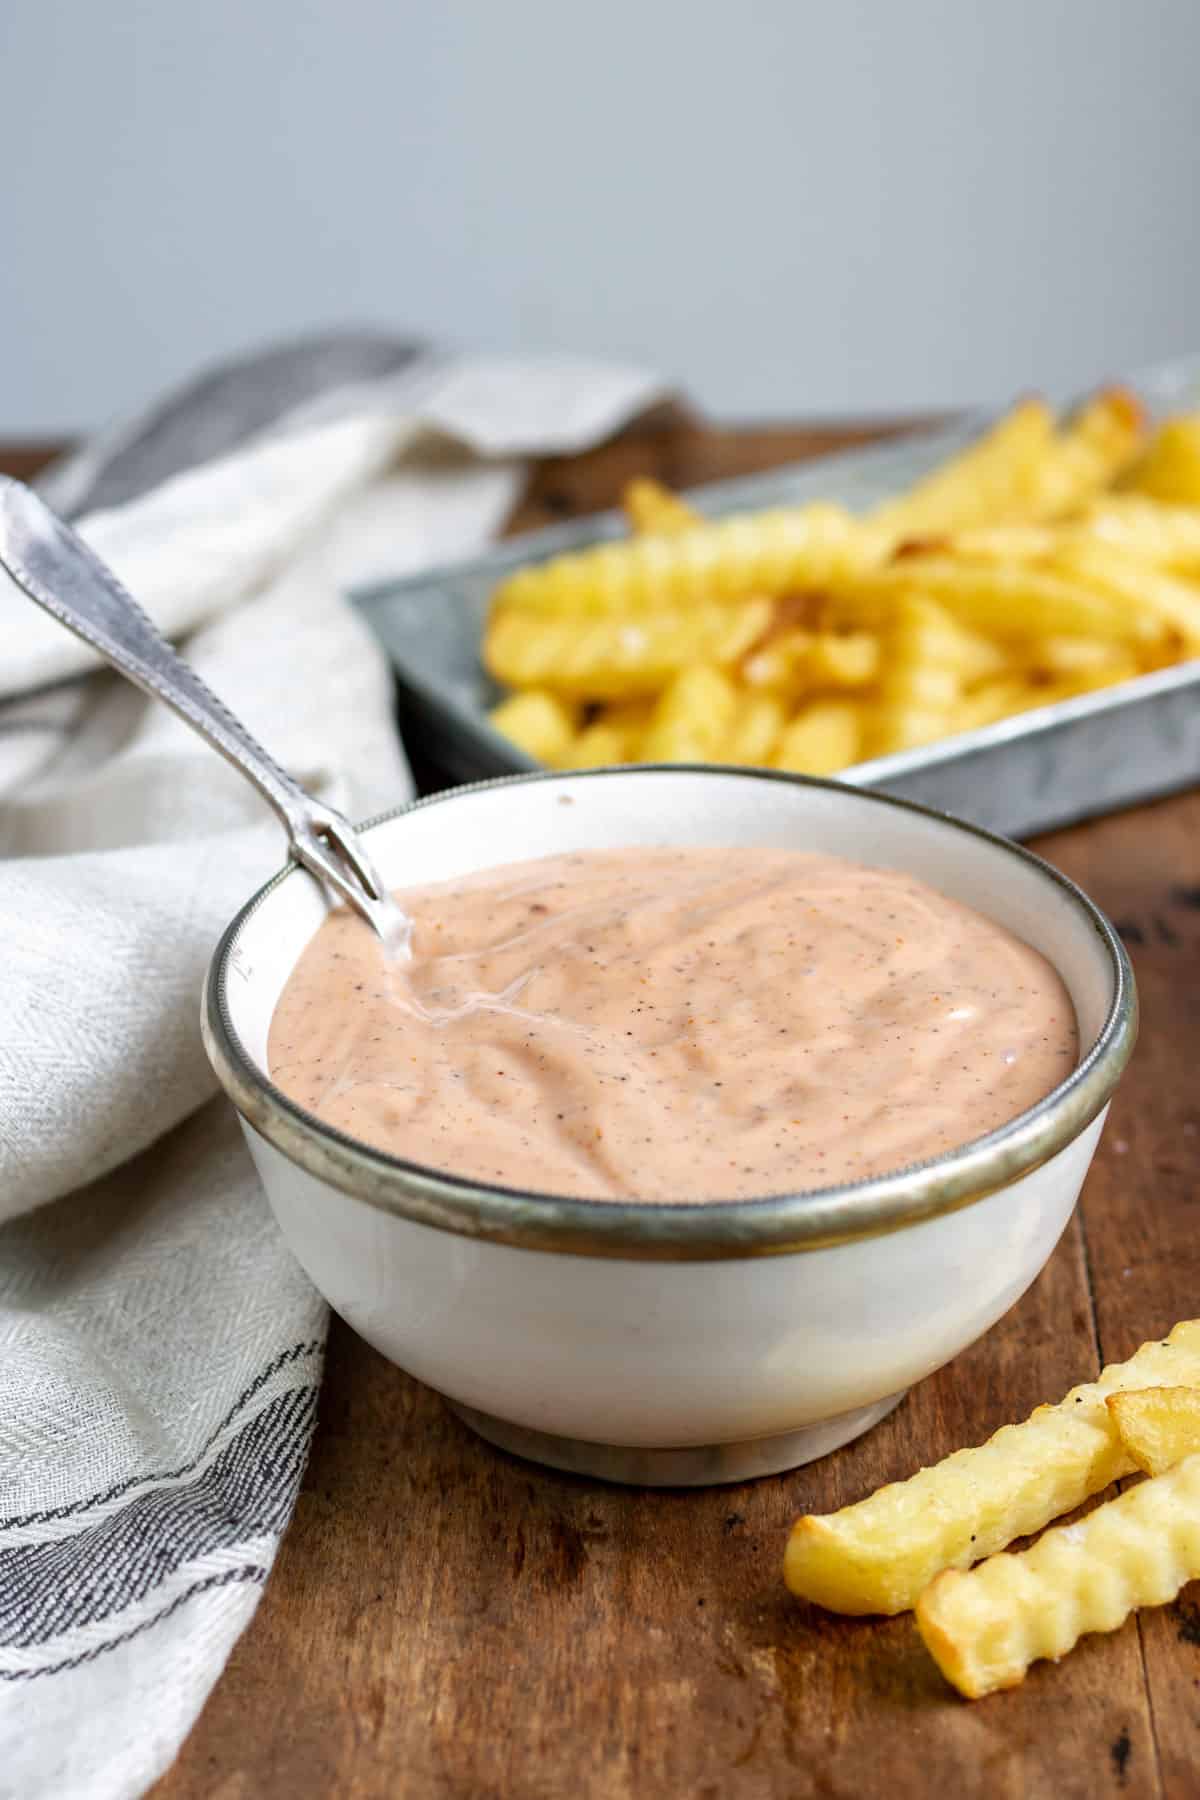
[444,1390,907,1488]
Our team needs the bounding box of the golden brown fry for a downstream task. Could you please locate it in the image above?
[951,677,1050,734]
[1026,635,1130,678]
[848,556,1157,643]
[868,399,1055,540]
[783,1320,1200,1616]
[1123,415,1200,505]
[1106,1387,1200,1478]
[555,699,654,768]
[488,690,579,764]
[483,599,773,699]
[916,1450,1200,1698]
[556,721,633,769]
[490,505,860,619]
[721,692,787,764]
[921,525,1059,562]
[1037,659,1143,702]
[807,631,882,688]
[772,700,862,775]
[1020,386,1146,520]
[622,477,701,536]
[948,656,1142,734]
[869,596,1005,756]
[740,627,880,695]
[638,664,740,762]
[1049,539,1200,645]
[1081,495,1200,572]
[740,628,816,692]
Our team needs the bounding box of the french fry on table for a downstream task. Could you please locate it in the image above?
[916,1450,1200,1698]
[1107,1386,1200,1478]
[783,1320,1200,1616]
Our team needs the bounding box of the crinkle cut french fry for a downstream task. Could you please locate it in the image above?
[556,721,631,769]
[1081,495,1200,572]
[924,525,1059,563]
[1026,635,1129,678]
[488,690,578,764]
[782,1320,1200,1616]
[556,699,654,769]
[640,665,738,761]
[916,1449,1200,1699]
[483,599,773,699]
[1123,414,1200,506]
[1106,1387,1200,1478]
[1036,659,1143,702]
[740,628,816,692]
[1019,386,1146,521]
[490,505,860,619]
[721,692,787,764]
[807,631,882,688]
[849,556,1158,644]
[868,399,1056,540]
[869,597,1004,755]
[946,662,1141,733]
[951,677,1051,734]
[1049,539,1200,644]
[623,477,701,536]
[772,700,861,775]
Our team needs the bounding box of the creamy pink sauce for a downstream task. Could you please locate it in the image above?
[267,848,1077,1201]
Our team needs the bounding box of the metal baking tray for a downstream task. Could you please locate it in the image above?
[352,355,1200,838]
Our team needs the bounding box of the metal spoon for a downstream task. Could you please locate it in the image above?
[0,476,412,953]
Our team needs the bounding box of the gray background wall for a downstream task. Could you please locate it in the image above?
[5,0,1199,434]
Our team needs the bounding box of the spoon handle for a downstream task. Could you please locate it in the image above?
[0,476,406,943]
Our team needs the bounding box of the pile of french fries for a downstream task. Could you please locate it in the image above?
[784,1320,1200,1699]
[485,391,1200,774]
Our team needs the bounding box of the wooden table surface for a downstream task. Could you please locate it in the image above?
[12,418,1199,1798]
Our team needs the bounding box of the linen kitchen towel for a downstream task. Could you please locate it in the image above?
[0,335,666,1800]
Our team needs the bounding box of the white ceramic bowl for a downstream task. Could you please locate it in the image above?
[202,769,1135,1486]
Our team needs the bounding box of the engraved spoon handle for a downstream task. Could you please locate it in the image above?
[0,476,409,948]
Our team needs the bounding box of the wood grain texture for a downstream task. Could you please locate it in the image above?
[8,423,1190,1800]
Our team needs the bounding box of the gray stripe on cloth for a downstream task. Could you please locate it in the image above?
[0,1386,318,1650]
[0,1567,269,1684]
[0,1338,323,1534]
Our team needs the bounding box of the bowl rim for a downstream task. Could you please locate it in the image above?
[202,766,1136,1261]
